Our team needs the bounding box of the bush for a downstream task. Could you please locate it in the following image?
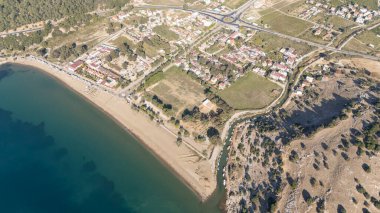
[362,163,371,173]
[207,127,220,144]
[310,177,317,187]
[289,150,299,162]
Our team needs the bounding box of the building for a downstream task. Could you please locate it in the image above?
[68,60,84,72]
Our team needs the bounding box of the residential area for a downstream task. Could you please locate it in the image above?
[0,0,379,212]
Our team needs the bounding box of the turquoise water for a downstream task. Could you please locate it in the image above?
[0,64,223,213]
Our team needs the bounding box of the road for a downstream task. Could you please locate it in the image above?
[136,1,380,140]
[220,80,286,140]
[338,19,380,50]
[0,27,44,36]
[136,3,380,61]
[119,24,222,96]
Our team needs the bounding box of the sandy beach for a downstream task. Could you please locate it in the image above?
[0,57,217,201]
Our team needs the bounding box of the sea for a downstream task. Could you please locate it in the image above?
[0,63,224,213]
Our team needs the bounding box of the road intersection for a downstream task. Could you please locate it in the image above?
[136,0,380,61]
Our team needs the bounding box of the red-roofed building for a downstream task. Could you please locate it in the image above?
[270,71,287,82]
[68,60,84,72]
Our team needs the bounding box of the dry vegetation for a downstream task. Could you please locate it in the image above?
[218,72,282,110]
[146,66,206,116]
[226,59,380,213]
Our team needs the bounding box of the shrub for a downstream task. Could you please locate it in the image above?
[362,163,371,173]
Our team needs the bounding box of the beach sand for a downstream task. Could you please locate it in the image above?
[0,57,217,201]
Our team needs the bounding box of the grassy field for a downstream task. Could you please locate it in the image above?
[143,0,184,6]
[343,38,373,53]
[356,29,380,51]
[205,43,224,54]
[143,71,164,89]
[224,0,248,9]
[147,66,206,115]
[218,72,282,110]
[110,36,136,49]
[277,0,305,13]
[46,17,108,49]
[153,25,179,41]
[311,14,358,31]
[299,29,330,45]
[143,42,158,58]
[248,31,315,56]
[258,12,313,36]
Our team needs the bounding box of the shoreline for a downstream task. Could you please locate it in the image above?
[0,57,217,202]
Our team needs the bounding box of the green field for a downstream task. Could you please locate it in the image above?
[258,12,313,36]
[205,43,225,54]
[356,29,380,51]
[299,29,330,45]
[248,31,315,57]
[311,14,358,31]
[343,38,373,53]
[277,0,305,13]
[143,42,158,58]
[111,36,136,49]
[153,25,179,41]
[144,0,184,6]
[224,0,248,9]
[147,66,206,115]
[218,72,282,110]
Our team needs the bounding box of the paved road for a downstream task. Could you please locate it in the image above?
[338,20,380,50]
[119,24,222,96]
[135,2,380,140]
[136,4,380,61]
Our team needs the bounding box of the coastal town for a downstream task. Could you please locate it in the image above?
[0,0,379,212]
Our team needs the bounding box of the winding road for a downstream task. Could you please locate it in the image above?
[134,1,380,141]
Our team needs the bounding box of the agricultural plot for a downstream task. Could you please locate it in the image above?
[298,29,330,45]
[258,12,313,37]
[311,14,358,31]
[224,0,249,9]
[343,38,374,54]
[110,36,136,49]
[147,66,206,115]
[205,43,225,55]
[218,72,282,110]
[153,25,179,41]
[356,28,380,51]
[248,31,315,56]
[143,0,184,6]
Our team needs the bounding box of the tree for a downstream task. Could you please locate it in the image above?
[80,44,88,54]
[310,177,317,187]
[337,204,346,213]
[37,48,47,56]
[122,61,129,69]
[207,127,220,144]
[362,163,371,173]
[105,55,112,62]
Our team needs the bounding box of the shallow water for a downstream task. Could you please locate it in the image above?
[0,64,223,213]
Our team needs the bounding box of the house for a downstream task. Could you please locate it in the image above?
[210,76,218,84]
[68,60,84,72]
[295,89,303,96]
[270,71,287,82]
[273,63,289,72]
[306,76,314,83]
[218,82,226,90]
